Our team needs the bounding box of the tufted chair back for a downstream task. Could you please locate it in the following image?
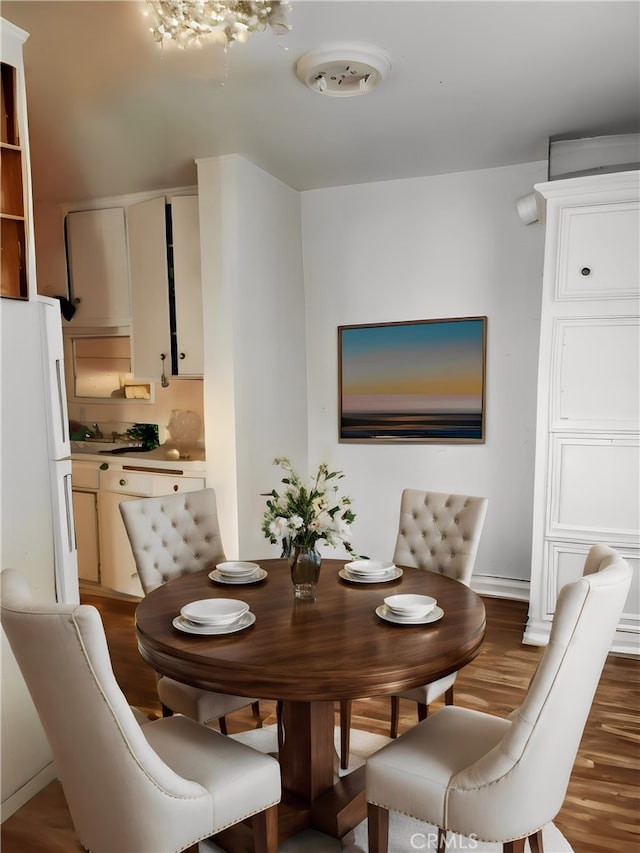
[392,489,488,584]
[119,488,261,731]
[119,488,226,594]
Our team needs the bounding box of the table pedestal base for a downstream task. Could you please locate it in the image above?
[214,700,367,850]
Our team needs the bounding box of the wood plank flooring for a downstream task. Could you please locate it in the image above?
[2,593,638,852]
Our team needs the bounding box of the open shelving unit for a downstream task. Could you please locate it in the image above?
[1,60,28,299]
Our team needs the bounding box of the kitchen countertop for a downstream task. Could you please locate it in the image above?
[70,444,207,473]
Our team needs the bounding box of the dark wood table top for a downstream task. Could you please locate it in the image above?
[135,558,486,702]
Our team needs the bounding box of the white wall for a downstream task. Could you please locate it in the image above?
[197,155,306,560]
[301,161,548,585]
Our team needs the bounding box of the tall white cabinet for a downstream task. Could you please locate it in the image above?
[525,171,639,655]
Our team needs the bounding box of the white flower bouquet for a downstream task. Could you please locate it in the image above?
[262,457,357,558]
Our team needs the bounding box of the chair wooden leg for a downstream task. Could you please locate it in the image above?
[527,830,544,853]
[503,840,526,853]
[218,715,228,735]
[438,828,447,852]
[390,695,400,738]
[251,700,263,728]
[276,701,284,752]
[252,803,279,853]
[340,699,351,770]
[445,685,454,705]
[417,702,428,721]
[503,832,544,853]
[367,802,389,853]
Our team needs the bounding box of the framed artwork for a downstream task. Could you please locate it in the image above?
[338,316,487,443]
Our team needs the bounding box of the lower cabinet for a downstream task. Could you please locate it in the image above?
[72,490,100,583]
[71,460,101,585]
[72,459,205,598]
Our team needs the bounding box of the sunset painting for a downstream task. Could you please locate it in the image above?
[339,317,486,442]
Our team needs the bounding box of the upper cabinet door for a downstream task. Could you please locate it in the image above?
[170,195,204,377]
[127,196,171,382]
[65,207,131,325]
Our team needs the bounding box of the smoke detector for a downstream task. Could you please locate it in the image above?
[296,43,391,97]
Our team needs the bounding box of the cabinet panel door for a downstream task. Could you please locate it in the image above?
[552,317,640,429]
[546,541,638,625]
[559,202,640,299]
[72,489,99,583]
[549,435,640,540]
[128,196,171,381]
[97,490,144,597]
[170,195,203,376]
[66,208,130,325]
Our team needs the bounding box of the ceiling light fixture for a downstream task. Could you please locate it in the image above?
[146,0,292,48]
[296,43,391,97]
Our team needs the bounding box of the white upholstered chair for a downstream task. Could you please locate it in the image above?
[1,568,281,853]
[339,488,488,768]
[388,488,489,732]
[366,544,631,853]
[119,488,261,734]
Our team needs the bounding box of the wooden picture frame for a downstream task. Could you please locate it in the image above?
[338,316,487,443]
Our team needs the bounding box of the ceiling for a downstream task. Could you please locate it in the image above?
[3,0,639,204]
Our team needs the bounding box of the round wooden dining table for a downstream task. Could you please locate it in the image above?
[135,558,486,844]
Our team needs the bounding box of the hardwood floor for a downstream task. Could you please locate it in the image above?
[2,593,638,852]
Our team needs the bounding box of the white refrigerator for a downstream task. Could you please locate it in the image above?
[0,295,78,818]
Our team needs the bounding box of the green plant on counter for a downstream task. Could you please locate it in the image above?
[69,420,94,441]
[126,423,159,450]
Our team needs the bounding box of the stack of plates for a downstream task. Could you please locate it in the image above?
[376,594,444,626]
[172,597,256,635]
[340,559,402,584]
[209,561,267,585]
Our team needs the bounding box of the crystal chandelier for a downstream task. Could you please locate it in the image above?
[146,0,292,48]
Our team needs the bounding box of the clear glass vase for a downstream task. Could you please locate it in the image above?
[288,546,321,600]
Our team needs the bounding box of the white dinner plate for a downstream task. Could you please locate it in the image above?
[375,604,444,625]
[172,611,256,635]
[339,567,403,584]
[209,568,268,585]
[345,559,396,575]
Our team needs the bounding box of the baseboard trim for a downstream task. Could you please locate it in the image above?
[471,575,530,602]
[1,762,57,822]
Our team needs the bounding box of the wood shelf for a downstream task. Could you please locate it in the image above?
[0,61,27,299]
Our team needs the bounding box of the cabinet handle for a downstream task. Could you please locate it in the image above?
[73,296,82,304]
[179,353,186,360]
[160,353,169,388]
[119,478,127,487]
[173,484,179,492]
[580,267,591,276]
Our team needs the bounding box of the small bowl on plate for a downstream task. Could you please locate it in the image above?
[345,559,394,575]
[215,561,260,577]
[383,594,437,618]
[180,598,249,625]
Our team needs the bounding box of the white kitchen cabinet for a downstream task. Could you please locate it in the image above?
[525,171,639,655]
[171,195,204,375]
[128,194,203,382]
[71,460,101,584]
[72,490,100,583]
[65,207,131,326]
[97,466,205,597]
